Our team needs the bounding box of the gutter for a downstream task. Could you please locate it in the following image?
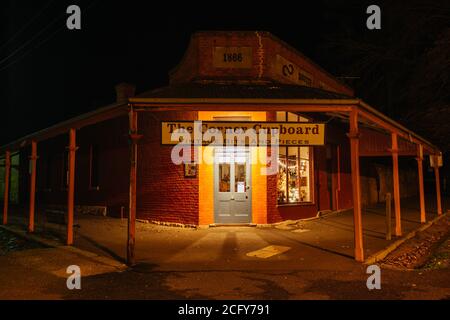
[0,96,441,155]
[129,97,359,105]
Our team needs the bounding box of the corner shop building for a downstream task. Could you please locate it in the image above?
[0,31,443,263]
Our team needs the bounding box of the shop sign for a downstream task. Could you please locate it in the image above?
[161,121,325,146]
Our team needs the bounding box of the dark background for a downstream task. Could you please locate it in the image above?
[0,0,449,157]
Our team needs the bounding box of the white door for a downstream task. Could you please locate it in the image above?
[214,148,251,224]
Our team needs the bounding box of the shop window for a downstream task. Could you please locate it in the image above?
[276,111,313,204]
[287,112,298,122]
[276,111,287,122]
[299,147,312,202]
[276,111,310,123]
[278,146,313,204]
[89,144,100,190]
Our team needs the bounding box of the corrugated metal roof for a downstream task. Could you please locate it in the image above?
[136,83,352,100]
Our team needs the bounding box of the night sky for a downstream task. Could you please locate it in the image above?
[0,1,443,146]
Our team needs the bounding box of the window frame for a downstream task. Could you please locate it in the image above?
[276,112,315,206]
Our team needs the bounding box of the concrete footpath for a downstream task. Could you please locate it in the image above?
[3,196,449,270]
[0,196,449,299]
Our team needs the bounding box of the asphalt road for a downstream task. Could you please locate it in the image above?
[0,230,449,299]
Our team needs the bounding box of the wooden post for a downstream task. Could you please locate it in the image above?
[347,108,364,262]
[434,155,442,215]
[67,129,77,245]
[385,193,392,240]
[2,150,11,225]
[391,133,402,236]
[128,108,141,266]
[416,144,426,223]
[29,141,38,233]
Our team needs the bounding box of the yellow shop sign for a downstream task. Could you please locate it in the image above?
[161,121,325,146]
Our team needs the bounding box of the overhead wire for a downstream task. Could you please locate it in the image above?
[0,0,100,73]
[0,0,56,53]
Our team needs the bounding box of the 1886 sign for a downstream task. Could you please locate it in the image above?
[213,47,253,68]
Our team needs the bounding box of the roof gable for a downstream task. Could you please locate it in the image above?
[169,31,354,96]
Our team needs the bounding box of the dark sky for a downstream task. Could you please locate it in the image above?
[0,0,385,145]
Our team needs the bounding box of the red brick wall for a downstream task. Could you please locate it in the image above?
[34,116,130,216]
[325,123,354,210]
[75,116,130,215]
[266,111,320,222]
[136,111,199,225]
[170,31,354,96]
[19,109,419,225]
[263,34,354,95]
[266,112,354,223]
[31,112,200,224]
[196,32,263,82]
[36,134,71,206]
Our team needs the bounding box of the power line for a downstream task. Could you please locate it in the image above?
[0,11,66,67]
[0,26,64,73]
[0,0,56,52]
[0,1,100,72]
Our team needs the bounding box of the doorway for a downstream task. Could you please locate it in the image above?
[214,148,252,224]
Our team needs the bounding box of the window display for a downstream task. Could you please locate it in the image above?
[277,146,312,204]
[276,111,313,204]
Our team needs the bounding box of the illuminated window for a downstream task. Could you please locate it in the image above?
[276,111,310,123]
[278,146,313,204]
[276,112,313,204]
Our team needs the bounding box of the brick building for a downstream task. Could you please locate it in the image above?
[0,31,443,263]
